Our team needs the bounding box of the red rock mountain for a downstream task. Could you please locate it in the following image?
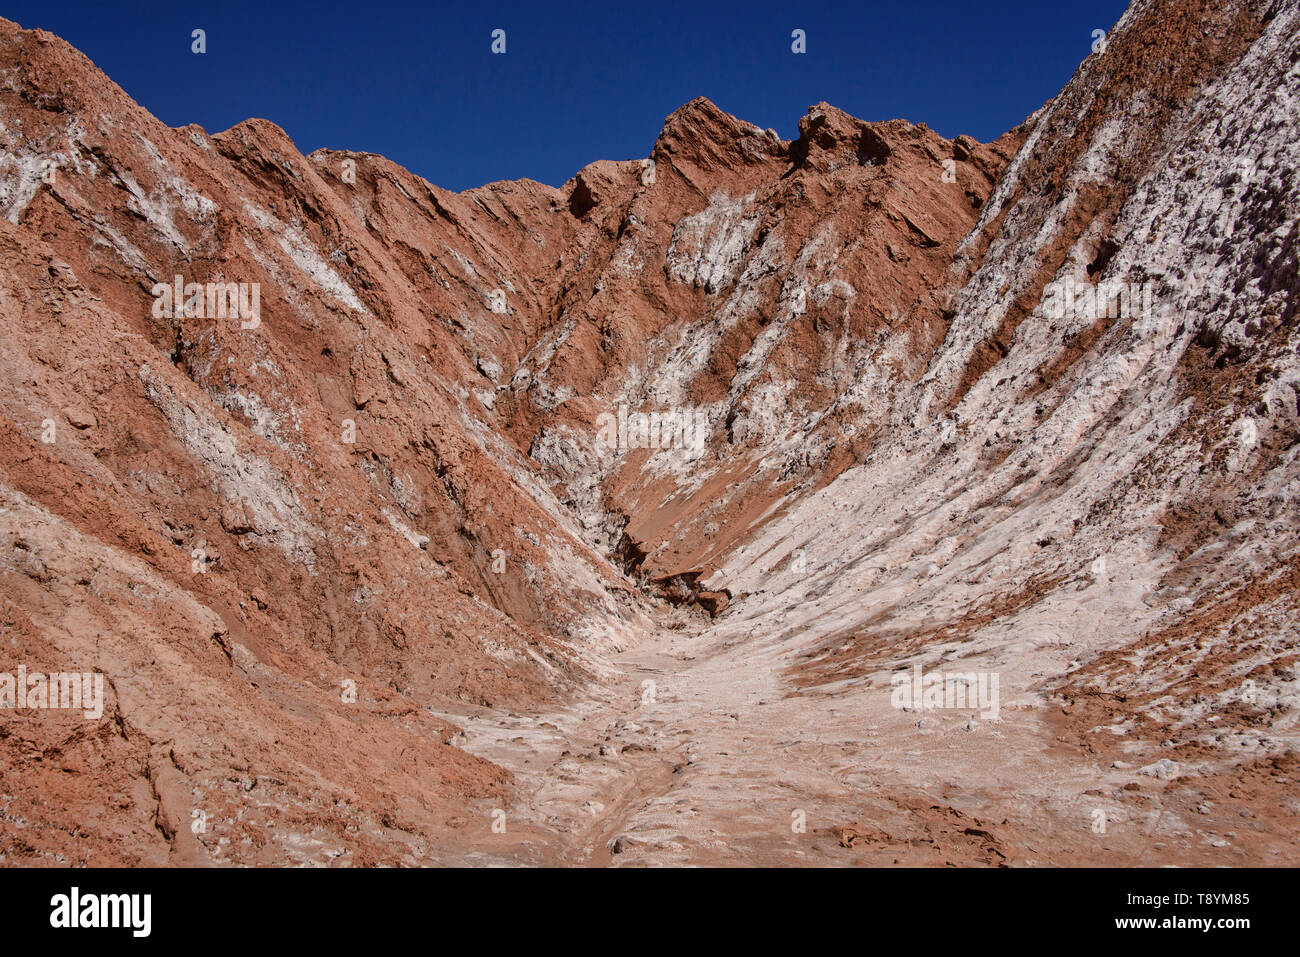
[1,0,1297,866]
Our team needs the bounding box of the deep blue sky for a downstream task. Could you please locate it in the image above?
[4,1,1129,192]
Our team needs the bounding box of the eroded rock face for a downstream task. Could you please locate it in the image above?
[1,0,1297,866]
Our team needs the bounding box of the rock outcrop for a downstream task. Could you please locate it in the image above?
[1,0,1296,866]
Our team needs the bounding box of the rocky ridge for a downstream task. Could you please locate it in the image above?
[1,0,1297,866]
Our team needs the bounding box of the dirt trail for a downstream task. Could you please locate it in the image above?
[425,599,1300,867]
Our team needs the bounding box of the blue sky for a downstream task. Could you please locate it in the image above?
[3,0,1129,191]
